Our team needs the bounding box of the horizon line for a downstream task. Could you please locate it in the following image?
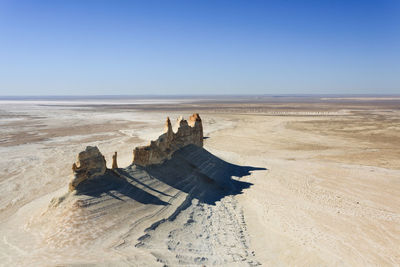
[1,93,400,99]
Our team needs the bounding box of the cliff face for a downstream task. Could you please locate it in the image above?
[68,113,203,192]
[133,113,203,166]
[69,146,107,191]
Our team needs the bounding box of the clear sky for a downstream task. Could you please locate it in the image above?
[0,0,399,96]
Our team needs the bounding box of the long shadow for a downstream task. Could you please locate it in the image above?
[75,170,169,206]
[74,145,266,207]
[144,145,267,205]
[117,168,173,197]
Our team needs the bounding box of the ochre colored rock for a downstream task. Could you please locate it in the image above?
[112,152,118,169]
[69,146,107,192]
[133,113,204,166]
[188,113,203,147]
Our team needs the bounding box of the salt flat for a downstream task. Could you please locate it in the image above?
[0,96,399,266]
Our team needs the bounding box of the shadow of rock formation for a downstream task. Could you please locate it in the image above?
[144,145,266,205]
[93,145,265,208]
[74,145,266,207]
[74,170,170,206]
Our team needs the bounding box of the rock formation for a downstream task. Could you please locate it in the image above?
[69,146,107,192]
[68,113,203,192]
[133,113,203,166]
[112,152,118,169]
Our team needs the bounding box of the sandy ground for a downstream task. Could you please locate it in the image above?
[0,96,399,266]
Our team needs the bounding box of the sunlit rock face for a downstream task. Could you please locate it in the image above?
[133,113,203,166]
[69,146,107,192]
[188,113,203,147]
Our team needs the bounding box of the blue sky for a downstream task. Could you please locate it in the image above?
[0,0,399,95]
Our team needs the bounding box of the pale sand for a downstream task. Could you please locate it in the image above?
[0,97,399,266]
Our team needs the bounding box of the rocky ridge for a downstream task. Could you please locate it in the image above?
[133,113,203,167]
[68,113,203,192]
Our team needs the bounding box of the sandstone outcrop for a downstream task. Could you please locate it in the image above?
[133,113,203,166]
[112,152,118,169]
[68,113,203,192]
[69,146,107,192]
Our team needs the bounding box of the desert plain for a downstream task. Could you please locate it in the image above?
[0,96,399,266]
